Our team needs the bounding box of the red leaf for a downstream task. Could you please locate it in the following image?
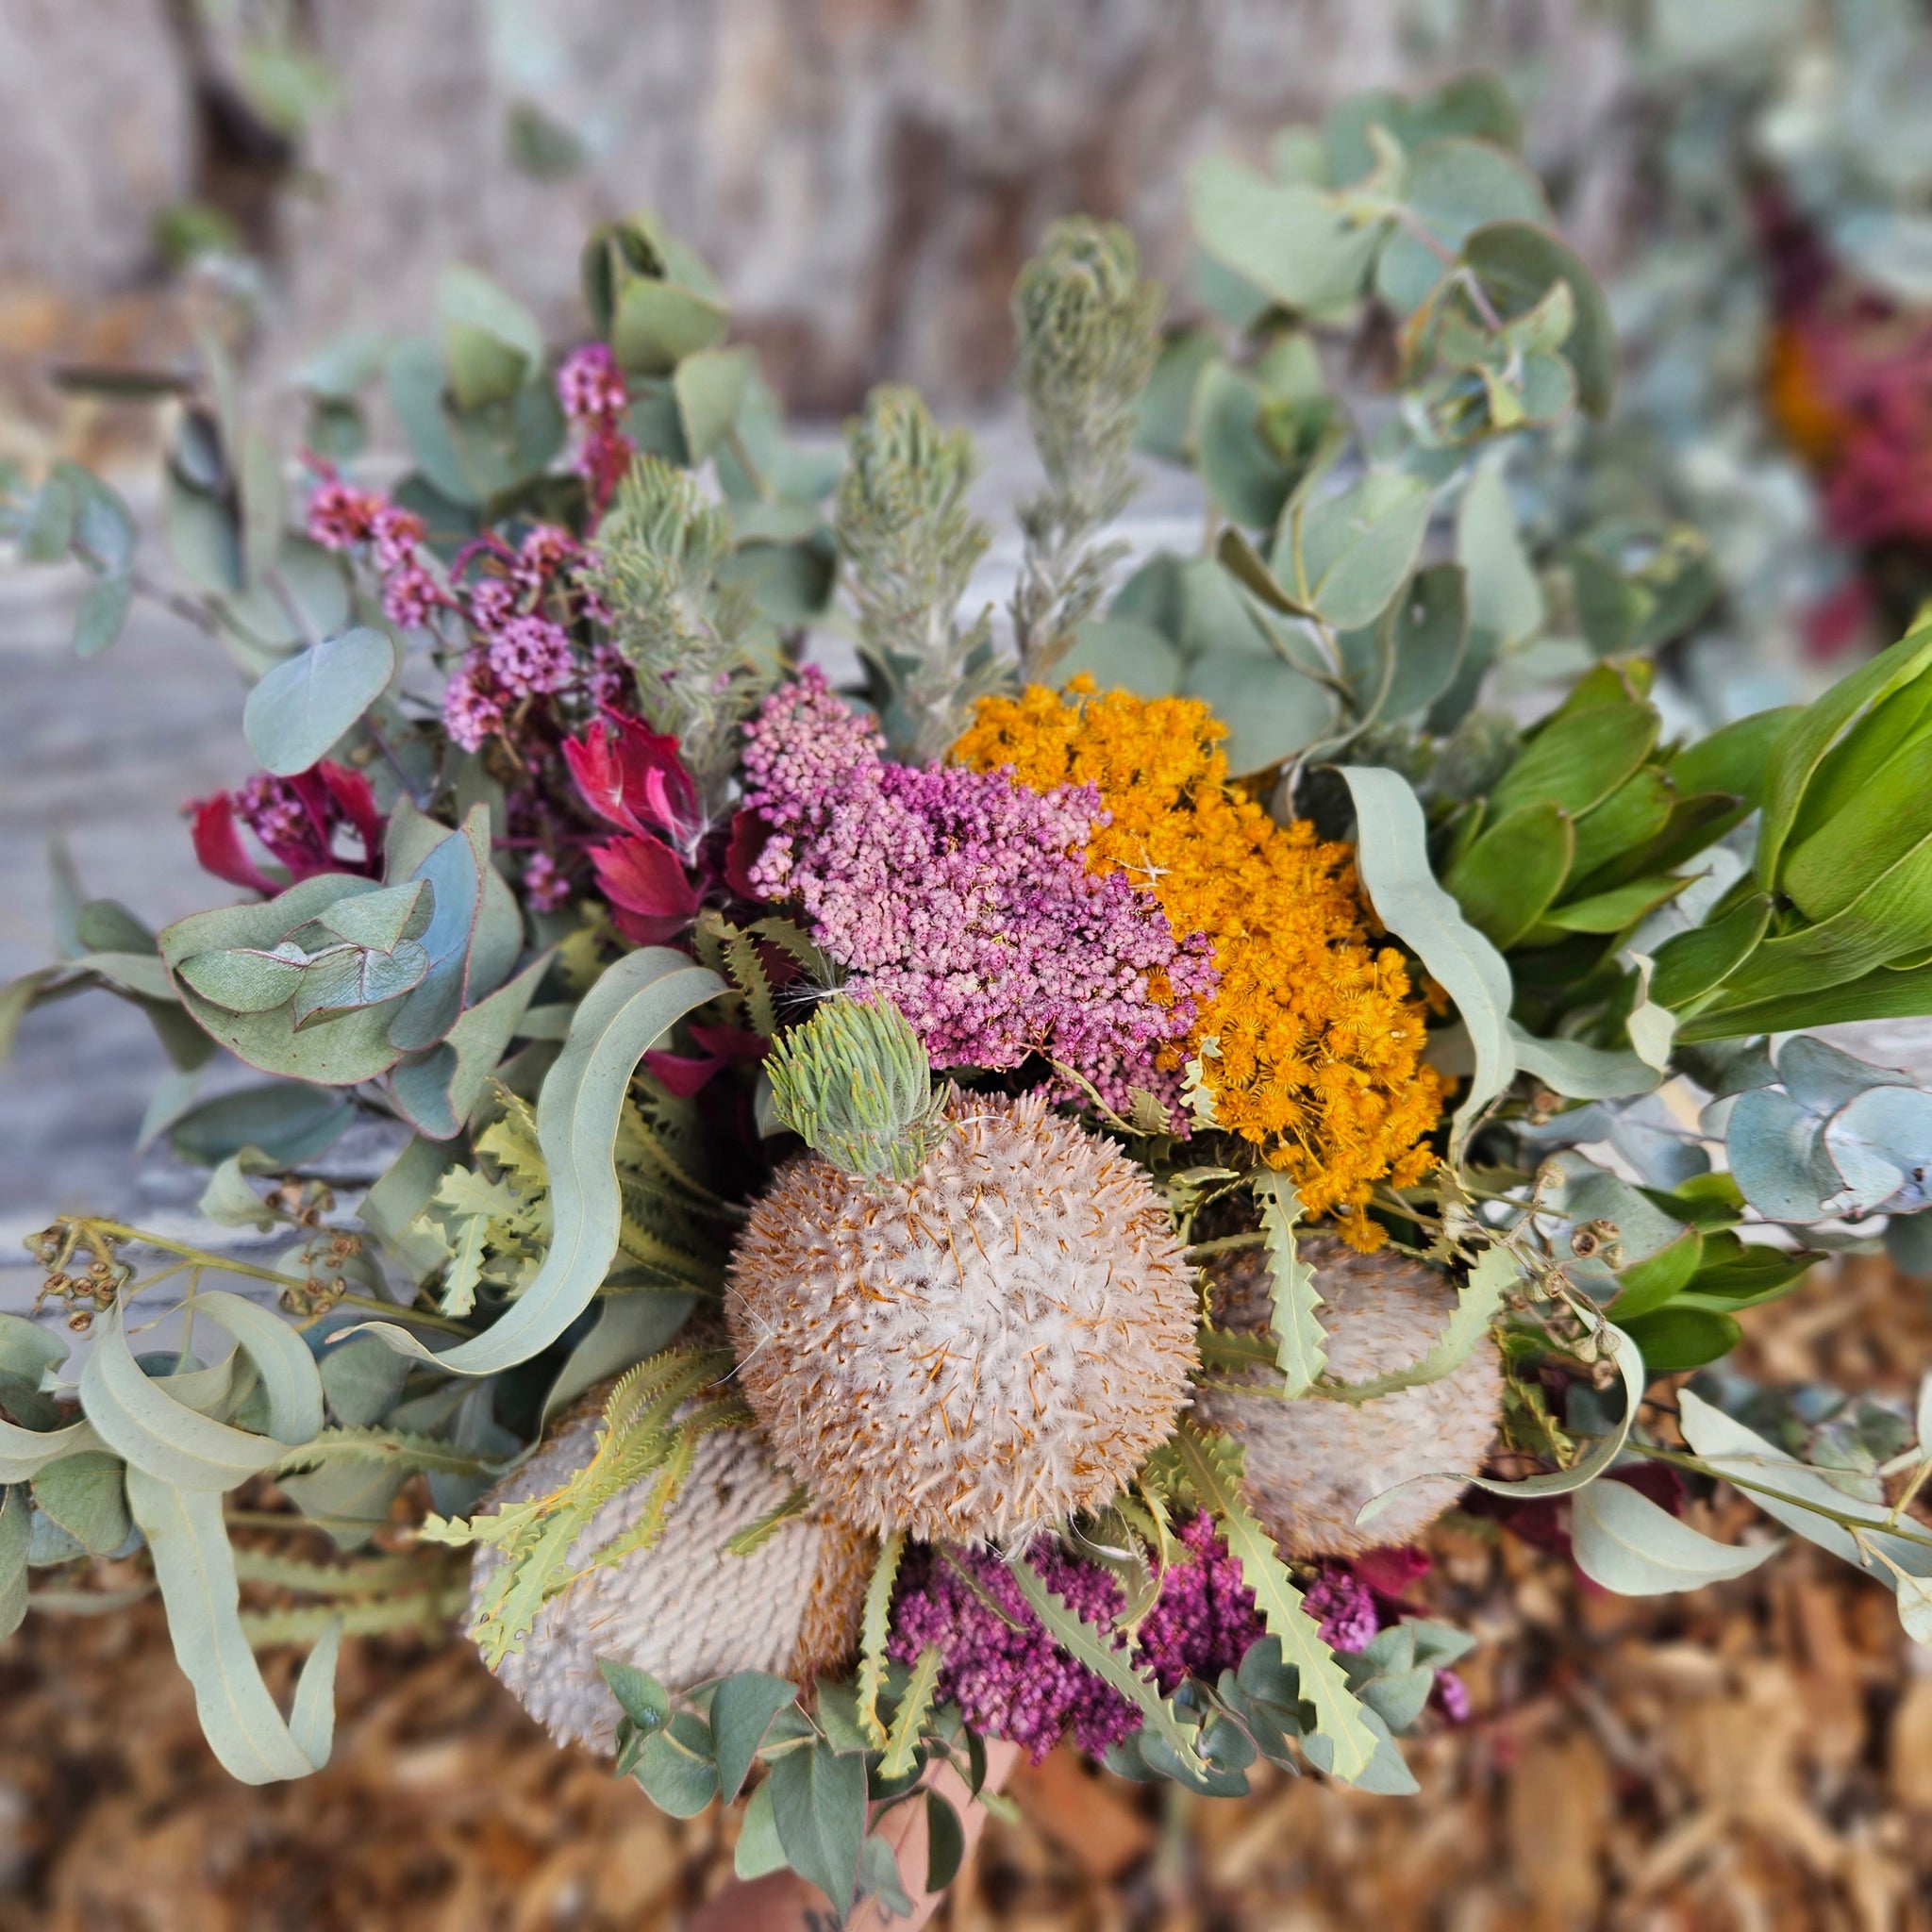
[188,796,276,895]
[641,1049,725,1097]
[724,808,771,901]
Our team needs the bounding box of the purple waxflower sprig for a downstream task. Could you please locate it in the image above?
[740,670,1216,1116]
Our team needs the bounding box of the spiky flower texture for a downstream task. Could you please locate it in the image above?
[727,1090,1198,1541]
[765,994,942,1183]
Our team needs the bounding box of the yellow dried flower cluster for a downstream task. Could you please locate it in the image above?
[952,680,1445,1247]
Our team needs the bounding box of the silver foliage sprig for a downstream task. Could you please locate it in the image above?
[590,454,773,812]
[833,385,1000,764]
[1010,218,1164,682]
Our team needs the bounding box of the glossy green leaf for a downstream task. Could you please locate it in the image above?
[1532,874,1685,937]
[1607,1227,1706,1322]
[348,947,724,1375]
[1462,220,1616,417]
[1443,800,1573,949]
[1333,766,1516,1151]
[1570,1474,1778,1594]
[1568,769,1674,890]
[924,1790,967,1893]
[1758,623,1932,890]
[242,627,396,777]
[1666,706,1796,810]
[1617,1306,1741,1372]
[1489,700,1658,824]
[1648,893,1773,1010]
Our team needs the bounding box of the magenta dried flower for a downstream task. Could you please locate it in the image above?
[381,562,444,630]
[887,1516,1264,1762]
[741,670,1214,1112]
[522,851,572,912]
[306,479,382,551]
[1303,1563,1379,1654]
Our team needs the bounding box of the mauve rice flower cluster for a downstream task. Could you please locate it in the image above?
[741,669,1215,1115]
[887,1515,1264,1761]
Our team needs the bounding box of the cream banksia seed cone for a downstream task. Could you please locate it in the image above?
[1194,1238,1505,1557]
[471,1405,873,1753]
[727,1087,1199,1542]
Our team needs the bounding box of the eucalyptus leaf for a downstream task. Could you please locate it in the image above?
[710,1671,798,1804]
[125,1468,338,1782]
[31,1450,130,1557]
[0,1487,29,1639]
[347,948,724,1374]
[242,627,396,777]
[769,1739,868,1916]
[1570,1474,1778,1594]
[1333,766,1516,1151]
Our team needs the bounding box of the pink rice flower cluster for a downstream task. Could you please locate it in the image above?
[740,670,1216,1114]
[887,1515,1264,1762]
[189,761,384,896]
[558,342,634,513]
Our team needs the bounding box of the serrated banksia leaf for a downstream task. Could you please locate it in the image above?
[726,1090,1199,1542]
[1195,1239,1504,1557]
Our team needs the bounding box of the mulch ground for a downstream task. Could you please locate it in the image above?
[5,1257,1932,1932]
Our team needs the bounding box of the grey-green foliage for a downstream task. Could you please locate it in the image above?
[834,385,997,764]
[591,455,771,810]
[765,996,943,1183]
[1010,219,1164,681]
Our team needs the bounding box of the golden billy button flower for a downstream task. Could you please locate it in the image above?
[1673,619,1932,1040]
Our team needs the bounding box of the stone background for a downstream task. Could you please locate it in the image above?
[0,1,1637,414]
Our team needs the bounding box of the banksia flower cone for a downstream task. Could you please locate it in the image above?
[471,1406,873,1753]
[727,1089,1198,1542]
[1195,1239,1503,1557]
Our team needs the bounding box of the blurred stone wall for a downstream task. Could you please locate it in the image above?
[0,0,1632,412]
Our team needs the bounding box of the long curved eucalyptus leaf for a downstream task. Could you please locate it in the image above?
[1356,1321,1645,1527]
[1334,765,1516,1151]
[1509,1023,1661,1100]
[188,1291,325,1445]
[80,1302,290,1491]
[0,1414,103,1484]
[125,1467,339,1783]
[345,947,724,1375]
[1570,1472,1779,1595]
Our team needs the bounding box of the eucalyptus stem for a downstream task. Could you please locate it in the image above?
[1635,1443,1932,1553]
